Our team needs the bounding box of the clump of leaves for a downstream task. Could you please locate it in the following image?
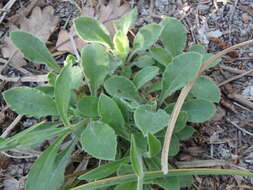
[2,8,253,190]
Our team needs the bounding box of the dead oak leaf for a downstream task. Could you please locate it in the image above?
[2,6,58,68]
[56,1,130,53]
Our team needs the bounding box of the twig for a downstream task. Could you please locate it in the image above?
[218,69,253,87]
[227,118,253,137]
[228,93,253,110]
[0,74,48,82]
[176,159,227,168]
[1,115,23,138]
[0,0,17,23]
[161,39,253,174]
[1,151,37,159]
[220,65,253,76]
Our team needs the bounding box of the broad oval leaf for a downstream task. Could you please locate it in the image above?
[174,112,188,133]
[113,8,137,34]
[132,55,156,68]
[134,105,170,136]
[133,24,163,51]
[169,135,180,156]
[191,76,221,103]
[80,121,117,160]
[74,17,113,48]
[202,53,222,68]
[149,48,172,66]
[11,31,60,72]
[182,99,216,123]
[160,17,187,56]
[3,87,58,118]
[147,133,161,157]
[130,135,143,177]
[81,44,110,94]
[133,66,159,89]
[98,94,128,139]
[78,158,129,181]
[104,76,143,103]
[177,126,196,141]
[160,52,202,103]
[55,62,72,127]
[113,31,129,61]
[77,96,99,117]
[188,44,206,54]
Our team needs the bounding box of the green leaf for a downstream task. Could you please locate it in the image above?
[177,126,195,140]
[81,44,110,94]
[55,62,72,127]
[130,135,143,178]
[98,94,128,138]
[155,176,180,190]
[179,175,193,187]
[182,99,216,122]
[202,53,222,68]
[174,112,188,133]
[74,17,112,48]
[11,31,60,72]
[104,76,143,103]
[160,17,187,56]
[189,44,206,54]
[113,8,137,34]
[78,96,99,117]
[149,48,172,66]
[133,24,163,51]
[80,121,117,160]
[134,105,170,136]
[3,87,58,118]
[114,182,137,190]
[191,76,221,102]
[160,52,202,103]
[146,81,161,93]
[133,66,159,89]
[47,72,57,86]
[26,135,68,190]
[168,135,180,157]
[147,133,161,157]
[36,86,54,97]
[113,31,129,61]
[79,158,129,181]
[132,55,156,68]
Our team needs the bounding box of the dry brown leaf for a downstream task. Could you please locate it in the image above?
[1,6,58,68]
[55,1,130,53]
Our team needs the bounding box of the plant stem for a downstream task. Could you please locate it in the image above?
[161,39,253,174]
[137,176,143,190]
[71,168,253,190]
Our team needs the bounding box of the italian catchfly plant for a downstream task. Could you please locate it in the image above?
[1,8,253,190]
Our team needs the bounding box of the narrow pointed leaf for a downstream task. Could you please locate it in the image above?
[133,24,163,51]
[160,17,187,56]
[11,31,60,72]
[98,94,128,138]
[3,87,58,118]
[104,76,143,103]
[78,96,99,117]
[130,135,143,177]
[79,158,129,180]
[114,182,137,190]
[26,135,67,190]
[81,44,110,94]
[191,76,221,103]
[133,66,159,89]
[147,134,161,157]
[160,52,202,103]
[74,17,113,48]
[113,8,137,34]
[55,62,72,126]
[80,121,117,160]
[113,31,129,61]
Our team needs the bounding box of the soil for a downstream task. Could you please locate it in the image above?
[0,0,253,189]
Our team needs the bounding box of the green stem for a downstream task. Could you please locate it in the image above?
[137,176,143,190]
[71,168,253,190]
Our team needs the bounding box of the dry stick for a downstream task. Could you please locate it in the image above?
[1,114,23,138]
[161,39,253,174]
[0,74,48,82]
[218,68,253,87]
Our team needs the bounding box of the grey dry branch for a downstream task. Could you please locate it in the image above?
[161,39,253,174]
